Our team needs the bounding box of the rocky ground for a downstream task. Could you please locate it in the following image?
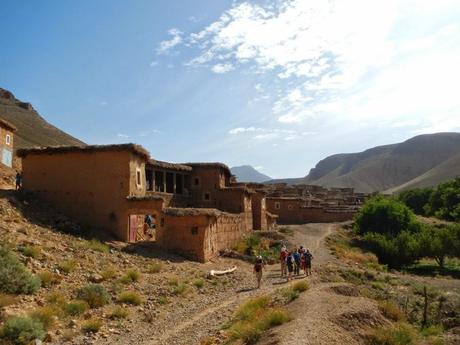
[1,190,459,345]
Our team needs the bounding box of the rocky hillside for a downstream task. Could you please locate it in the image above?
[268,133,460,193]
[0,88,84,150]
[230,165,271,183]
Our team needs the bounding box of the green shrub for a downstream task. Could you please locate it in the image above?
[21,245,41,259]
[37,271,60,287]
[118,291,142,305]
[378,300,405,321]
[192,279,204,289]
[76,284,110,308]
[228,307,290,344]
[82,239,110,253]
[0,245,41,294]
[419,224,460,267]
[280,288,299,302]
[0,316,45,344]
[399,188,433,216]
[354,196,420,236]
[292,281,309,293]
[234,295,271,321]
[171,282,188,296]
[120,269,140,284]
[363,231,421,268]
[58,260,77,274]
[81,318,102,333]
[100,267,117,281]
[369,322,419,345]
[64,300,89,316]
[109,306,129,319]
[29,306,61,330]
[45,292,66,306]
[148,262,162,273]
[424,177,460,222]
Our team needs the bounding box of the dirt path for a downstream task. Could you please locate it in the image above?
[143,223,336,345]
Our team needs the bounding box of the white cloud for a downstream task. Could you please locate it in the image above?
[158,0,460,141]
[211,63,234,74]
[157,28,183,54]
[150,61,159,67]
[117,133,129,139]
[99,101,108,106]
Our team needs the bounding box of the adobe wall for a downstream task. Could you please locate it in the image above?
[251,192,267,230]
[266,198,355,224]
[204,212,250,261]
[21,151,159,241]
[157,214,209,262]
[189,167,227,207]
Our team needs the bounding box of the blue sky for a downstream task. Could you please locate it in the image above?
[1,0,459,178]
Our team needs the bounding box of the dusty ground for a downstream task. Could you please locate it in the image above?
[1,191,458,345]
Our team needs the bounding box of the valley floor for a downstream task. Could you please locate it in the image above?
[1,190,459,345]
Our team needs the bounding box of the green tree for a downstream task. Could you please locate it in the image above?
[398,188,433,215]
[419,225,456,268]
[424,177,460,221]
[354,196,420,237]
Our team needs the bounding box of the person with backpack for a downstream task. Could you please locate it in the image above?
[279,247,288,277]
[253,255,265,289]
[293,247,301,276]
[286,250,294,282]
[304,249,313,276]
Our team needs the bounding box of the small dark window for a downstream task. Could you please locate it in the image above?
[204,192,210,201]
[191,227,198,235]
[160,218,165,226]
[194,178,200,186]
[136,170,141,186]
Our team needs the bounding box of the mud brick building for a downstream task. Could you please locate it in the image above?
[0,118,16,168]
[264,183,369,224]
[17,144,275,262]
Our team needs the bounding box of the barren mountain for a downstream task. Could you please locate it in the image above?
[268,133,460,193]
[0,88,84,150]
[230,165,271,183]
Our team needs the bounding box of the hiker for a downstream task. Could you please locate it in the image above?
[293,247,301,276]
[253,255,264,289]
[286,250,294,281]
[15,172,22,190]
[304,249,313,276]
[279,246,288,277]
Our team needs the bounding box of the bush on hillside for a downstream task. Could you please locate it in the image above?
[76,284,110,308]
[0,316,45,344]
[398,188,433,215]
[419,224,460,267]
[424,177,460,222]
[363,231,421,268]
[0,244,41,295]
[354,196,420,236]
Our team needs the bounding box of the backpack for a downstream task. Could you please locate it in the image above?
[254,260,263,272]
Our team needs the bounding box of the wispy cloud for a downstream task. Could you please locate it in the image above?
[211,63,234,74]
[117,133,129,139]
[157,28,183,55]
[155,0,460,148]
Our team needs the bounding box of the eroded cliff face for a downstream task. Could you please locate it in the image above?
[0,87,84,150]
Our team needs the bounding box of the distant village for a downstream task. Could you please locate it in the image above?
[1,118,370,262]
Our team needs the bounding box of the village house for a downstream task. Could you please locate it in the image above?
[0,118,16,168]
[264,183,368,224]
[17,144,275,262]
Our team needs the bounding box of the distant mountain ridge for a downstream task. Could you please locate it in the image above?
[0,88,84,150]
[230,165,271,183]
[267,132,460,193]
